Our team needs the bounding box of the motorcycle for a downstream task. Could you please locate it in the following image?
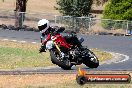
[43,27,99,70]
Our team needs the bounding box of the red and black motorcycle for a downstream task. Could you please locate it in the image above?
[45,28,99,70]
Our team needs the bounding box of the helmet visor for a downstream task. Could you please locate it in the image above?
[38,23,47,32]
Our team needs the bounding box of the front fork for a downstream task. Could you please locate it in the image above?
[53,41,65,58]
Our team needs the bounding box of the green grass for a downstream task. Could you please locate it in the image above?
[92,48,112,62]
[0,46,51,69]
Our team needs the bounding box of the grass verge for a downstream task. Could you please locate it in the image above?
[0,40,52,69]
[0,40,112,69]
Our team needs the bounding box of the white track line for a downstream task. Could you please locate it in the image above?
[101,52,130,65]
[114,52,129,63]
[3,39,8,41]
[11,40,17,42]
[1,38,40,44]
[19,41,26,43]
[31,42,37,44]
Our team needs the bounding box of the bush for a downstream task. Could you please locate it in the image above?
[55,0,93,17]
[102,0,132,30]
[103,0,132,20]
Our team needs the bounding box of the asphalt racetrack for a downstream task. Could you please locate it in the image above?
[0,29,132,72]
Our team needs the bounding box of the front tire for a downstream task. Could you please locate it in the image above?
[50,50,72,70]
[83,49,99,68]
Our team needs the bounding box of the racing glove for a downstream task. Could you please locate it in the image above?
[39,45,46,53]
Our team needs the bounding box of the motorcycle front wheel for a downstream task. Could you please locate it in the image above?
[50,50,72,70]
[83,49,99,68]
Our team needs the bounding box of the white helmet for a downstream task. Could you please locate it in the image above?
[38,19,50,33]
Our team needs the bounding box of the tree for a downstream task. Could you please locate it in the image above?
[56,0,93,17]
[55,0,108,17]
[15,0,28,29]
[103,0,132,20]
[102,0,132,30]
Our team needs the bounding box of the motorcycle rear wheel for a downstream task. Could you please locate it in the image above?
[50,50,72,70]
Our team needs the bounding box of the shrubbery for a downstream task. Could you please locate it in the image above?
[102,0,132,30]
[103,0,132,20]
[55,0,92,17]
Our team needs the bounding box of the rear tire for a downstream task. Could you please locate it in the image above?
[50,50,72,70]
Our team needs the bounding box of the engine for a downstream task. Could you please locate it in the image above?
[69,48,82,64]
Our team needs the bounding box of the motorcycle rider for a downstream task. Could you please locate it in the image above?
[38,19,82,53]
[38,19,65,53]
[38,19,54,53]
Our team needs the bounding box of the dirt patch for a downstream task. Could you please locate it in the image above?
[0,74,76,88]
[0,0,59,14]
